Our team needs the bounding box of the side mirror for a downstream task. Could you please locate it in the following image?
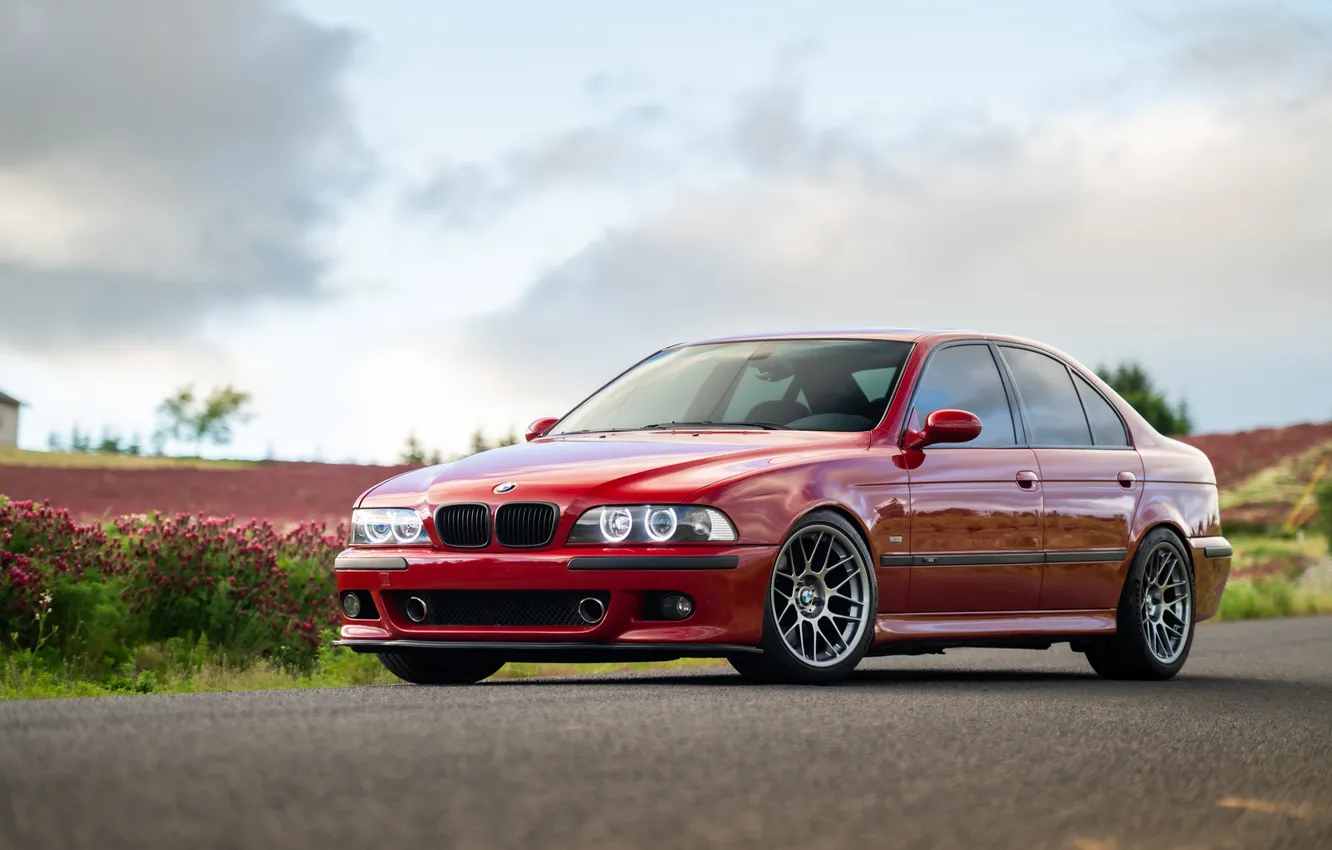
[525,416,560,442]
[904,409,982,450]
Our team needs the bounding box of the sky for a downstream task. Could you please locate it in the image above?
[1,0,1329,464]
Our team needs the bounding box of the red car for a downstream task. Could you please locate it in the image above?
[334,331,1231,685]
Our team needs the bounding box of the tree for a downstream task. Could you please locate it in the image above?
[1096,362,1193,436]
[155,385,253,456]
[468,427,492,456]
[400,433,427,466]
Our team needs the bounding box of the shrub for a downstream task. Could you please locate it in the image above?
[0,499,346,671]
[1316,479,1332,539]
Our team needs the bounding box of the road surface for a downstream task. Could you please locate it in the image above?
[2,617,1330,850]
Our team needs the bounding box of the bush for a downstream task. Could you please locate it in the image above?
[0,499,346,673]
[1316,479,1332,539]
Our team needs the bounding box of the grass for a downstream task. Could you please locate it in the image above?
[1219,439,1332,515]
[1214,577,1332,621]
[0,639,726,701]
[0,445,256,470]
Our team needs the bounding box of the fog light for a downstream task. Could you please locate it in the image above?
[660,593,694,620]
[341,591,362,619]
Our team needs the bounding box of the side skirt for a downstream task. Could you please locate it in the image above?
[871,610,1116,652]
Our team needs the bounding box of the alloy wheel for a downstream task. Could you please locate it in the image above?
[1139,543,1193,664]
[769,524,873,668]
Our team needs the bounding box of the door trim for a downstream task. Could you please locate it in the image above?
[881,549,1128,568]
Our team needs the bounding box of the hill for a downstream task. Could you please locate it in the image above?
[0,457,414,527]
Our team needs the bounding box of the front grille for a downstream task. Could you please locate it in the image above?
[387,590,609,627]
[435,504,490,548]
[495,502,558,548]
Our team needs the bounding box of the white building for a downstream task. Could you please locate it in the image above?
[0,388,22,447]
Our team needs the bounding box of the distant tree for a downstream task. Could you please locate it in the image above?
[97,427,123,455]
[155,385,253,456]
[497,427,519,448]
[468,428,493,456]
[400,433,428,466]
[47,431,62,452]
[68,425,92,453]
[1097,362,1193,436]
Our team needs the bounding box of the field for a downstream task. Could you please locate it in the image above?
[0,452,413,527]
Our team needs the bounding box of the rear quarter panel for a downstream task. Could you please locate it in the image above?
[1134,439,1228,620]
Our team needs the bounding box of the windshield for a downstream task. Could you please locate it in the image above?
[551,339,913,435]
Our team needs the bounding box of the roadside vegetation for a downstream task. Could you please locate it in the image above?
[0,496,720,700]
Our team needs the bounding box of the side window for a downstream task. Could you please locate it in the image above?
[1000,347,1092,446]
[1073,372,1129,446]
[911,345,1017,447]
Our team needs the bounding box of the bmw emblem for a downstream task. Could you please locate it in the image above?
[493,482,518,494]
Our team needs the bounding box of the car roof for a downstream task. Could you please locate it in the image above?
[671,328,1051,348]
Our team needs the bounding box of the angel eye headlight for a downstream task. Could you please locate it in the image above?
[570,505,736,544]
[599,506,634,542]
[645,507,677,541]
[351,508,431,545]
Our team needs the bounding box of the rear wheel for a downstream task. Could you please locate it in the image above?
[728,510,877,685]
[1085,528,1195,680]
[377,650,506,685]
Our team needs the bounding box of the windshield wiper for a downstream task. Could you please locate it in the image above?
[642,421,789,431]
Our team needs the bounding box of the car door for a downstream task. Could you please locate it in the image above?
[904,342,1043,612]
[996,345,1143,611]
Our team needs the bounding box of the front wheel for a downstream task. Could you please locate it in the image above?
[729,510,877,685]
[378,650,506,685]
[1085,528,1195,680]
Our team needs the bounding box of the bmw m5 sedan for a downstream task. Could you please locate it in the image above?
[334,330,1231,685]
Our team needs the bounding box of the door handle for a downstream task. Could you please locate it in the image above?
[1016,470,1039,490]
[1117,471,1137,489]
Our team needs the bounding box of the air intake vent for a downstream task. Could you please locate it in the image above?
[495,502,558,548]
[434,504,490,548]
[386,590,608,627]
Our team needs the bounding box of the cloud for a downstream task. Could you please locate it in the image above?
[408,107,667,230]
[449,18,1332,431]
[0,0,366,347]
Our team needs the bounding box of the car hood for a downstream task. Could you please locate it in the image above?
[359,430,867,509]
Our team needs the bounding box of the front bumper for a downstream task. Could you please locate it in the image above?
[333,545,776,649]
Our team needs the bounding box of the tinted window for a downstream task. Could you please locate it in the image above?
[1000,347,1092,446]
[1073,372,1129,446]
[551,339,912,434]
[911,344,1016,447]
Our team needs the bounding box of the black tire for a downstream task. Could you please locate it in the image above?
[728,510,878,685]
[1085,528,1196,681]
[377,650,506,685]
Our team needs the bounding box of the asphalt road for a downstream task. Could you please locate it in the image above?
[2,618,1330,850]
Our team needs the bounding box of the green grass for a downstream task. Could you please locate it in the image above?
[0,445,256,470]
[0,639,726,701]
[1214,577,1332,621]
[1219,439,1332,515]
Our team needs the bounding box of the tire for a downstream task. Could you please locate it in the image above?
[1085,528,1196,681]
[377,650,506,685]
[728,510,878,685]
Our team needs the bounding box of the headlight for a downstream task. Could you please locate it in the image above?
[569,505,737,544]
[351,508,430,545]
